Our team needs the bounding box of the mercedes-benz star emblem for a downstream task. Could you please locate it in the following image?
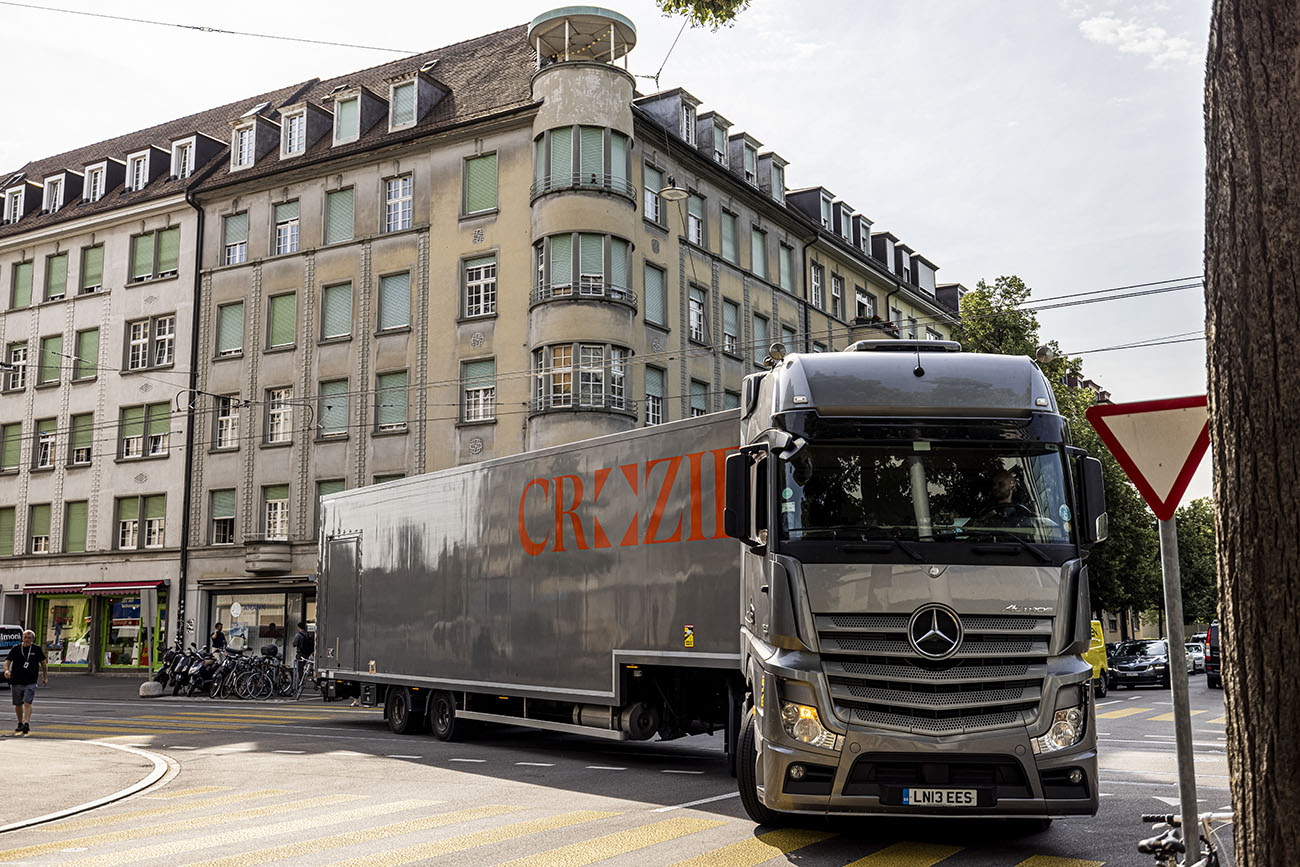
[907,604,964,660]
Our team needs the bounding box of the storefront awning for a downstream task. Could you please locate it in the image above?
[81,580,167,596]
[22,583,85,594]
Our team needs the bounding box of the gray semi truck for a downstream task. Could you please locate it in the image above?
[316,339,1108,824]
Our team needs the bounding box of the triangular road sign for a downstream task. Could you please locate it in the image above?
[1086,395,1209,521]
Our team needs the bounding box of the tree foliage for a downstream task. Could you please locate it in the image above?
[654,0,750,29]
[1175,498,1219,624]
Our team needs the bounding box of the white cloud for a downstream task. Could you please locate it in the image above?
[1078,13,1199,67]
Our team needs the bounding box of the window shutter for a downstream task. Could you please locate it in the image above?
[37,418,55,439]
[751,229,766,277]
[724,391,741,410]
[325,190,354,244]
[274,201,299,223]
[644,264,665,324]
[753,316,768,362]
[723,301,738,337]
[336,98,359,140]
[30,504,50,539]
[465,154,498,213]
[46,254,68,297]
[1,425,19,469]
[721,214,736,262]
[72,414,93,451]
[217,303,244,354]
[13,262,32,307]
[691,380,708,411]
[646,366,664,397]
[611,132,628,187]
[118,497,138,524]
[782,326,797,351]
[317,480,345,499]
[158,228,180,273]
[549,127,572,185]
[269,294,297,347]
[66,502,88,552]
[148,404,170,437]
[610,239,628,289]
[463,359,495,386]
[212,489,236,520]
[122,406,145,441]
[687,195,703,220]
[377,372,408,427]
[0,507,13,554]
[40,336,62,382]
[144,495,166,521]
[264,485,289,503]
[579,127,603,180]
[319,380,348,433]
[779,247,792,290]
[549,235,572,287]
[81,246,103,289]
[579,233,603,278]
[322,284,352,338]
[224,212,248,246]
[379,273,410,330]
[392,82,415,125]
[131,234,154,279]
[744,146,756,176]
[644,164,662,194]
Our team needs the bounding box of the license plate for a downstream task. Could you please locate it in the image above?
[902,788,977,807]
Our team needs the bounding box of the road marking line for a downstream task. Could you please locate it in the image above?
[668,827,834,867]
[386,754,422,759]
[515,762,555,767]
[1209,715,1227,724]
[843,841,964,867]
[1095,699,1124,706]
[1014,858,1104,867]
[144,786,231,800]
[652,792,739,812]
[449,757,487,763]
[189,805,522,867]
[1147,710,1206,722]
[324,810,618,867]
[166,745,198,750]
[272,749,305,754]
[1097,706,1153,719]
[501,816,723,867]
[587,765,627,771]
[48,791,285,831]
[662,769,704,775]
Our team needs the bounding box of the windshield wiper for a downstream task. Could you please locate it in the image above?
[840,537,924,562]
[967,531,1052,564]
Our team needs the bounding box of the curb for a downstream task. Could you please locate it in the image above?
[0,741,179,834]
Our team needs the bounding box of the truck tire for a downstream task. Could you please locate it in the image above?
[429,691,462,741]
[386,687,423,735]
[737,711,783,826]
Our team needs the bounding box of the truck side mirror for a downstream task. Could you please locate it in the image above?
[1079,456,1108,546]
[723,452,750,541]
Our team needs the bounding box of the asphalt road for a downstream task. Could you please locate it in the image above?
[0,675,1233,866]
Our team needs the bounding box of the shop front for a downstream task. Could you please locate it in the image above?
[25,581,168,672]
[203,583,316,662]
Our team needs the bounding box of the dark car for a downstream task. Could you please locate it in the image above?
[1110,639,1174,689]
[1205,620,1222,688]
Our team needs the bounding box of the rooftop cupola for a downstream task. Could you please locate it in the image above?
[528,7,636,69]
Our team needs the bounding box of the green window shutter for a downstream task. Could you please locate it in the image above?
[336,98,359,140]
[46,254,68,298]
[12,262,32,307]
[30,504,51,538]
[322,283,352,338]
[117,496,139,524]
[779,246,792,290]
[37,418,55,439]
[0,507,14,556]
[646,367,664,397]
[691,380,708,411]
[317,480,345,499]
[1,424,20,470]
[264,484,289,503]
[724,391,741,410]
[75,329,99,379]
[465,154,498,213]
[751,229,766,278]
[122,406,145,441]
[644,264,665,324]
[713,126,726,156]
[131,234,155,280]
[319,380,348,434]
[462,359,495,386]
[71,413,93,450]
[65,502,88,553]
[392,82,415,125]
[148,403,170,437]
[81,246,104,290]
[744,146,756,177]
[610,132,628,188]
[549,127,572,184]
[753,316,768,363]
[325,189,354,244]
[687,195,703,220]
[218,302,244,354]
[379,273,410,330]
[549,235,572,287]
[212,489,236,520]
[610,238,628,289]
[534,137,546,188]
[269,294,297,347]
[721,213,736,262]
[377,372,408,427]
[224,212,248,245]
[578,233,603,278]
[644,165,662,200]
[144,495,166,521]
[274,201,299,223]
[723,301,738,337]
[579,127,603,180]
[40,335,62,382]
[157,228,180,274]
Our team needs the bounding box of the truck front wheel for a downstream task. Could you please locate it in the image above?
[386,687,423,735]
[737,711,783,826]
[429,691,463,741]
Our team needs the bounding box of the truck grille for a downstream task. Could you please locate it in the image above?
[816,612,1051,735]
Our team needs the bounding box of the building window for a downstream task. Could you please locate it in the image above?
[216,302,244,356]
[644,263,666,327]
[810,265,824,310]
[283,112,306,156]
[73,328,99,380]
[324,188,353,244]
[214,396,240,449]
[390,81,416,128]
[534,127,630,197]
[79,246,104,294]
[263,486,289,539]
[743,144,757,185]
[384,175,412,232]
[464,257,496,317]
[318,380,349,437]
[85,166,105,203]
[579,345,606,407]
[125,314,175,371]
[831,274,844,319]
[819,195,832,229]
[69,413,93,465]
[266,387,293,444]
[908,316,919,339]
[772,164,785,204]
[128,153,149,190]
[223,213,248,265]
[839,205,853,241]
[752,313,769,365]
[43,253,68,301]
[782,325,798,354]
[378,273,410,331]
[4,342,25,390]
[1,423,21,471]
[724,390,741,409]
[536,344,572,408]
[813,341,827,353]
[171,140,194,179]
[713,125,727,166]
[375,371,408,431]
[688,286,709,343]
[720,211,737,264]
[722,299,740,355]
[464,154,498,215]
[267,293,297,349]
[29,504,51,553]
[210,489,236,545]
[532,344,627,411]
[315,479,345,529]
[681,103,696,144]
[687,194,705,246]
[120,403,171,459]
[2,189,22,223]
[645,366,664,426]
[232,126,255,169]
[37,335,62,385]
[690,380,709,417]
[129,227,180,282]
[34,418,55,468]
[891,306,903,328]
[461,359,496,422]
[750,227,767,279]
[43,177,63,212]
[64,501,88,553]
[926,327,944,341]
[334,96,360,144]
[9,261,32,309]
[321,282,352,339]
[273,201,300,255]
[643,164,662,225]
[856,287,876,319]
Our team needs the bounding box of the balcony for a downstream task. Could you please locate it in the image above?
[530,172,636,202]
[243,534,292,574]
[529,391,637,419]
[530,281,638,311]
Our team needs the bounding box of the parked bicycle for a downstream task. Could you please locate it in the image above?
[1138,810,1234,866]
[295,656,318,700]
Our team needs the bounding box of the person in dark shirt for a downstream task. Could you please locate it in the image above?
[292,622,315,685]
[5,630,48,735]
[210,622,228,651]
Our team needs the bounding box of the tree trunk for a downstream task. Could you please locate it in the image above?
[1205,2,1300,859]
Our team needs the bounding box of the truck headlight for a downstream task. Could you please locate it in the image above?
[1033,705,1087,754]
[780,702,841,751]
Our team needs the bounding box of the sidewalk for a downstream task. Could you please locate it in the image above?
[0,737,159,830]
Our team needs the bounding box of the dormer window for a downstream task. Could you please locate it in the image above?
[334,96,360,144]
[171,139,195,179]
[127,152,149,191]
[85,164,106,202]
[772,164,785,204]
[819,194,833,230]
[681,104,696,145]
[4,188,23,222]
[389,81,416,130]
[839,204,852,241]
[42,177,63,212]
[743,144,757,185]
[232,125,255,170]
[283,111,306,156]
[713,126,727,166]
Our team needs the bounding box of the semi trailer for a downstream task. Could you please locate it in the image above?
[317,339,1108,824]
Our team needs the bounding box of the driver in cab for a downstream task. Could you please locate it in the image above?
[978,469,1037,528]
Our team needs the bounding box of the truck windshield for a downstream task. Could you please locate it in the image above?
[778,442,1075,545]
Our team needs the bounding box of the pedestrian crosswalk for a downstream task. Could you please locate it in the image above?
[28,704,374,741]
[0,785,1118,866]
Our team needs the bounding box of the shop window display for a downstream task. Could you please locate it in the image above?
[41,596,91,666]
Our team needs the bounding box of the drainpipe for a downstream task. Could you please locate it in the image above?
[176,184,205,649]
[885,283,902,337]
[798,231,815,350]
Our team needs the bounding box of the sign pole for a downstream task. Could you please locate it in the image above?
[1157,516,1199,859]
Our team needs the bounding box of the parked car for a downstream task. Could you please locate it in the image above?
[1110,639,1176,688]
[1205,620,1222,688]
[1083,620,1110,697]
[1185,642,1205,673]
[0,625,22,690]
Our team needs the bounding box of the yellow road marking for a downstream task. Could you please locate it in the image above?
[669,827,835,866]
[1147,709,1206,722]
[324,810,618,867]
[135,714,314,723]
[1210,715,1227,724]
[192,805,522,867]
[32,726,187,735]
[92,718,250,729]
[144,786,232,800]
[1096,706,1153,719]
[498,817,723,867]
[1014,857,1104,867]
[0,794,361,861]
[45,791,284,831]
[843,841,965,866]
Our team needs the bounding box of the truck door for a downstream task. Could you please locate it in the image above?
[322,536,360,671]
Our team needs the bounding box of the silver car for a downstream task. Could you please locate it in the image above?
[1185,642,1206,673]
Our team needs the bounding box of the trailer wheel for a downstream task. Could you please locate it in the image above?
[386,687,423,735]
[429,691,462,741]
[737,711,783,826]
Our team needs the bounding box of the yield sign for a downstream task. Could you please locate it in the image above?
[1086,395,1209,521]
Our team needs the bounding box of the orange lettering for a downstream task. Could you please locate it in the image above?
[619,463,641,546]
[519,478,551,556]
[553,474,588,551]
[644,456,683,544]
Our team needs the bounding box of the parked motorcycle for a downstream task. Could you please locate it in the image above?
[185,648,220,698]
[152,645,179,688]
[170,645,200,696]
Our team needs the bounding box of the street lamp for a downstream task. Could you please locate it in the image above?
[659,175,689,202]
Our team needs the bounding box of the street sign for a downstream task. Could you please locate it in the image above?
[1085,395,1209,520]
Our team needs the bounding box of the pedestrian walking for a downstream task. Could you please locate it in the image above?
[210,622,228,651]
[292,622,314,686]
[4,630,48,735]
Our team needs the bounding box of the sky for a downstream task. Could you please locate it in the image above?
[0,0,1213,497]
